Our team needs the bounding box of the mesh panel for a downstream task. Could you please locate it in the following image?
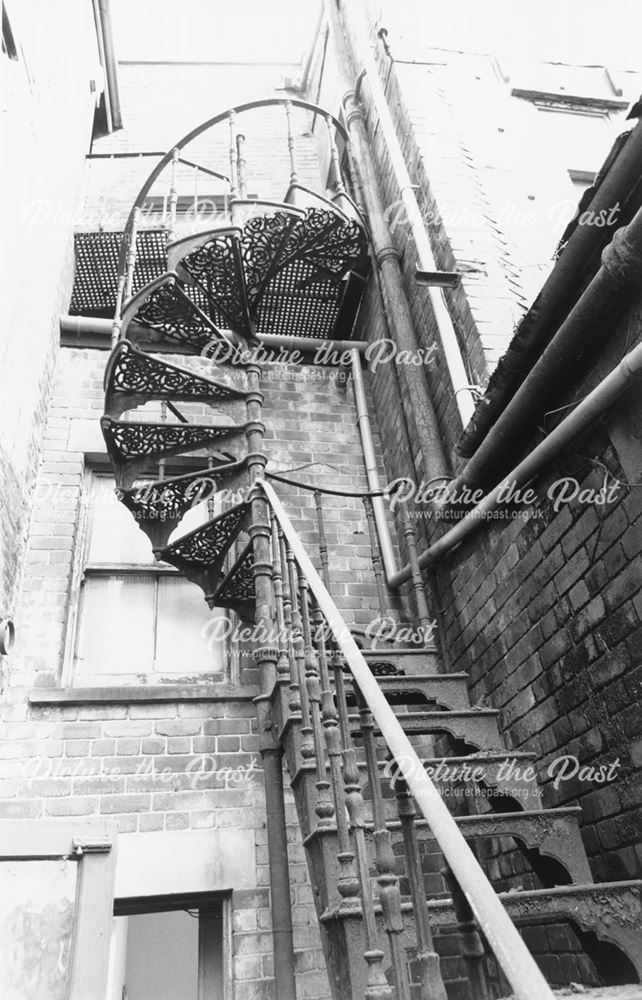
[70,231,168,316]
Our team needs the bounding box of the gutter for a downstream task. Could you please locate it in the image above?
[97,0,122,130]
[389,335,642,588]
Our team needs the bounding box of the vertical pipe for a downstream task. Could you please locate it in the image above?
[244,364,297,1000]
[363,495,388,619]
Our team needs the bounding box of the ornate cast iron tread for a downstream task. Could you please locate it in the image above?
[118,461,248,552]
[208,541,255,614]
[344,673,470,710]
[104,339,247,418]
[120,272,232,354]
[167,227,252,340]
[348,709,503,751]
[157,502,251,596]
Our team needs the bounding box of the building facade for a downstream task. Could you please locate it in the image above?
[1,2,641,999]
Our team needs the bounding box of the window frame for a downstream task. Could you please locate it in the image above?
[62,461,236,687]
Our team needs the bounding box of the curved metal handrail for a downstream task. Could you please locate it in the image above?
[116,97,351,273]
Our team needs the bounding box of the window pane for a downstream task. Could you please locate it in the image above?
[155,578,226,676]
[75,575,155,679]
[87,477,154,564]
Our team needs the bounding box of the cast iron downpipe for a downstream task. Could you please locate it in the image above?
[334,0,476,429]
[322,0,451,494]
[453,204,642,494]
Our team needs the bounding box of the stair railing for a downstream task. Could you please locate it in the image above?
[259,477,554,1000]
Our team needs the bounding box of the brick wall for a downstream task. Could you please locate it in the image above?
[0,0,98,624]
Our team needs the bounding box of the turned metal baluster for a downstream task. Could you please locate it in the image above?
[168,147,179,240]
[393,770,447,1000]
[279,528,300,714]
[229,111,239,199]
[313,490,331,592]
[357,691,412,999]
[330,648,392,999]
[285,100,298,201]
[325,112,346,198]
[298,571,334,829]
[311,601,360,914]
[236,132,248,199]
[400,503,433,645]
[286,542,315,763]
[270,515,291,682]
[363,495,388,620]
[441,865,491,1000]
[157,400,168,482]
[112,207,140,346]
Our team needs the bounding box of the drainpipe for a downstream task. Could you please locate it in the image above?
[389,335,642,587]
[453,205,642,494]
[323,0,450,492]
[334,0,476,429]
[350,349,399,578]
[97,0,122,130]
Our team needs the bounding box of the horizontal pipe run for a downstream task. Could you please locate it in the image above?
[388,338,642,587]
[260,477,555,1000]
[58,317,369,356]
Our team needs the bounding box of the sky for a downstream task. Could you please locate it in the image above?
[110,0,641,71]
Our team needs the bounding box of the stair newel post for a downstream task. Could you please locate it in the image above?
[400,502,433,645]
[356,690,412,1000]
[285,100,298,202]
[363,495,388,620]
[278,527,301,714]
[393,770,448,1000]
[245,362,297,1000]
[298,573,334,829]
[441,865,491,1000]
[312,602,361,914]
[236,132,248,200]
[168,147,180,241]
[285,542,316,763]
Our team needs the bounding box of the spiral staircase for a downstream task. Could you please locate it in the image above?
[98,100,642,999]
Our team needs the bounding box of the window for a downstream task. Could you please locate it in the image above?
[107,898,227,1000]
[69,470,228,685]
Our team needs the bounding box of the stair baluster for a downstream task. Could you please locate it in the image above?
[229,110,239,201]
[285,540,316,763]
[285,100,298,198]
[441,864,491,1000]
[314,489,331,592]
[311,599,361,914]
[278,526,301,714]
[325,112,344,198]
[270,515,291,682]
[331,648,393,998]
[168,147,179,240]
[298,571,334,828]
[393,770,448,1000]
[357,689,412,999]
[236,132,248,199]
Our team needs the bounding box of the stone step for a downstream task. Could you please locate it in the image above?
[357,647,441,674]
